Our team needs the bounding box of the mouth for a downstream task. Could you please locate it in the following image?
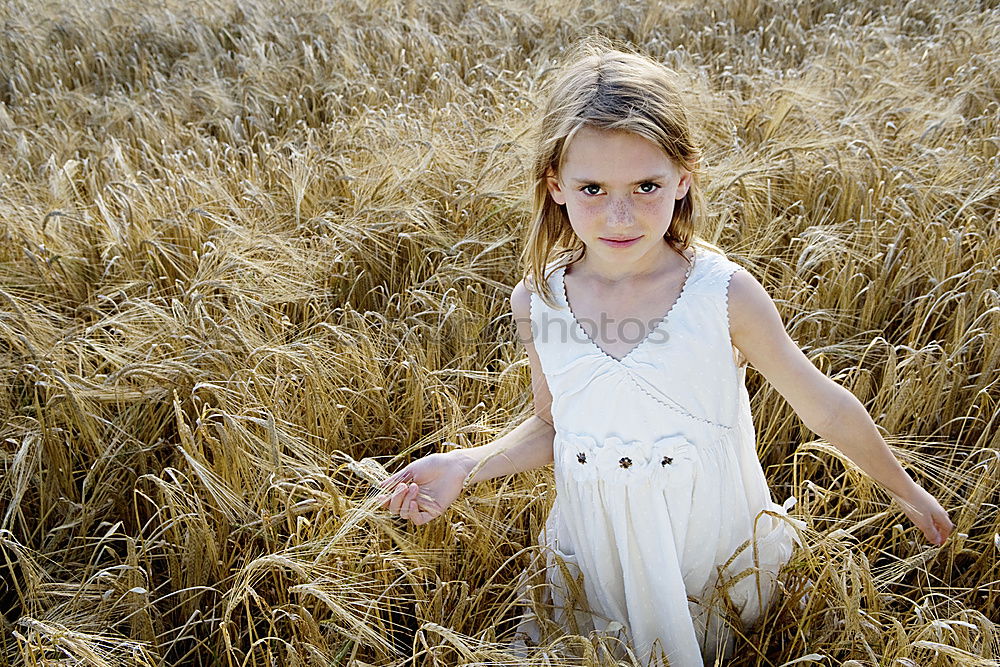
[600,236,642,247]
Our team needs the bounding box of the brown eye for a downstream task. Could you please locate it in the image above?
[580,185,601,196]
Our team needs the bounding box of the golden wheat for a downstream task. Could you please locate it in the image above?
[0,0,997,665]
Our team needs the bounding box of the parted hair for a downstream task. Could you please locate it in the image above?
[519,34,722,310]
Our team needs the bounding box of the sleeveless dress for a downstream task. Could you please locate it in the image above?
[509,244,807,667]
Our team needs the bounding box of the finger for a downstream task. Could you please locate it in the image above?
[414,505,437,525]
[398,494,409,522]
[375,484,395,506]
[376,491,394,509]
[407,486,435,525]
[402,484,419,520]
[403,483,420,519]
[412,501,427,525]
[936,516,954,540]
[388,483,408,515]
[931,520,945,544]
[398,484,420,520]
[415,489,442,514]
[413,487,442,524]
[406,498,421,523]
[398,483,416,512]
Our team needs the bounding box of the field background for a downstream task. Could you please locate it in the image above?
[1,0,998,665]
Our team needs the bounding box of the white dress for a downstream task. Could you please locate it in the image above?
[509,244,806,667]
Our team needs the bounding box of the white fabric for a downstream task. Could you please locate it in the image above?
[509,245,807,667]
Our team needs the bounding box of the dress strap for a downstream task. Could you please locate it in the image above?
[692,249,749,371]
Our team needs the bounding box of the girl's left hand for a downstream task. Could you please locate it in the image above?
[892,484,954,546]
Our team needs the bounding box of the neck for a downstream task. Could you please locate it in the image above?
[574,241,692,285]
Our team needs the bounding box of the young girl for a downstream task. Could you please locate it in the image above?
[375,36,954,667]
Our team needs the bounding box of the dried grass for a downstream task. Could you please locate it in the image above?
[0,0,997,664]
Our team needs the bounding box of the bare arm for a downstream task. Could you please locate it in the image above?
[378,280,556,523]
[728,268,954,544]
[452,413,555,485]
[727,269,914,495]
[451,279,556,485]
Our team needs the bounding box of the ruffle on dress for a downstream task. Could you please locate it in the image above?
[711,495,806,621]
[556,431,698,485]
[691,495,807,663]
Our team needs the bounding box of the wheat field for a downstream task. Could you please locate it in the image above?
[0,0,998,665]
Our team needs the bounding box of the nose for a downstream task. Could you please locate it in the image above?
[609,196,634,225]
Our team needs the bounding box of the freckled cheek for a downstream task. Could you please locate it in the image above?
[638,197,669,215]
[567,202,604,225]
[571,196,668,218]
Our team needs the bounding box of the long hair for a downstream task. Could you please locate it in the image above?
[520,34,724,308]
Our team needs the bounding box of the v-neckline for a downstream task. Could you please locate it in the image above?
[559,246,699,364]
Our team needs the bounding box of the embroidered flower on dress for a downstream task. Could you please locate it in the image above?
[557,432,698,484]
[650,434,695,468]
[595,435,639,477]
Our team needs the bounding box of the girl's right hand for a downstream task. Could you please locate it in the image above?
[375,451,473,526]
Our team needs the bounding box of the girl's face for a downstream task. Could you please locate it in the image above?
[545,126,692,261]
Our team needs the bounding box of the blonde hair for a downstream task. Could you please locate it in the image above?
[519,34,725,309]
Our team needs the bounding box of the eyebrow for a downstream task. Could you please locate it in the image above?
[569,174,670,185]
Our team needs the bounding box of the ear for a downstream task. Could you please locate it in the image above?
[545,169,567,206]
[675,167,694,200]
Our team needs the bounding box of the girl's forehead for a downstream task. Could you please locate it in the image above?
[563,127,667,158]
[559,130,677,175]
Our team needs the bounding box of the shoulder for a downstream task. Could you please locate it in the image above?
[510,261,562,311]
[510,278,531,315]
[690,248,778,331]
[725,265,783,336]
[687,247,746,297]
[695,246,744,278]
